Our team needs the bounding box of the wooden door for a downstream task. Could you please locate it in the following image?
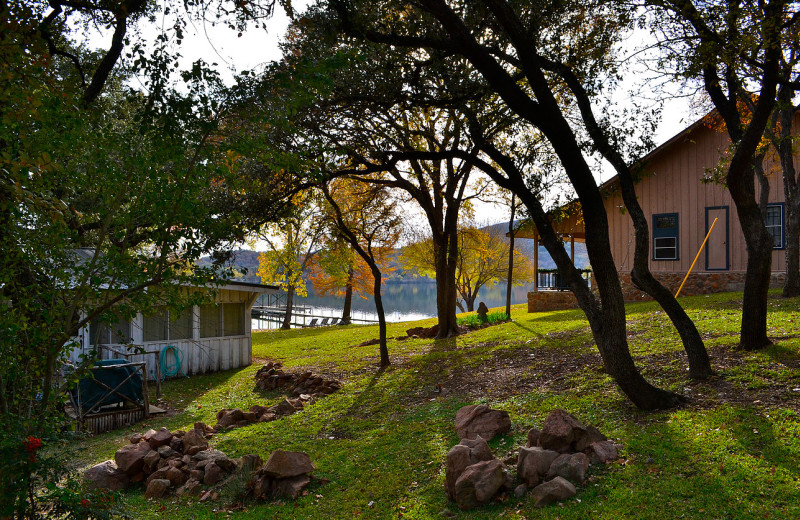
[705,206,729,271]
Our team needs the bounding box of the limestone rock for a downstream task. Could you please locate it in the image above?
[530,476,576,508]
[453,459,508,510]
[517,446,560,488]
[546,453,590,484]
[454,404,511,441]
[144,478,171,499]
[538,409,586,453]
[262,450,315,479]
[115,441,152,475]
[445,436,494,500]
[84,460,130,491]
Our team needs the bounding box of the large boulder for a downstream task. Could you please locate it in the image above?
[445,436,494,500]
[115,442,152,475]
[84,460,130,491]
[538,409,586,453]
[455,405,511,441]
[546,453,590,484]
[453,459,508,510]
[517,446,560,488]
[530,476,576,508]
[261,451,315,479]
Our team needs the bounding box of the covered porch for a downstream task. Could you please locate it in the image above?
[509,203,592,312]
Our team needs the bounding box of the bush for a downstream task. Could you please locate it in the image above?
[457,311,509,328]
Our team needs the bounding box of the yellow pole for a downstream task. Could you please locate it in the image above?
[675,217,718,298]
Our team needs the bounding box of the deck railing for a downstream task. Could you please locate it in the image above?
[535,269,593,291]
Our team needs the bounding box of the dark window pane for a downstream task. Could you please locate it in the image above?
[200,304,220,338]
[170,310,193,340]
[223,303,244,336]
[655,216,677,229]
[144,309,168,342]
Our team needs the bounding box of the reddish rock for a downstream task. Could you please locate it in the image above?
[546,453,590,484]
[182,429,208,453]
[453,459,508,510]
[145,467,169,486]
[194,449,236,473]
[190,469,204,480]
[143,450,161,474]
[574,425,607,452]
[203,462,225,485]
[250,473,273,499]
[157,445,177,459]
[215,408,245,429]
[146,427,173,449]
[129,433,143,444]
[539,409,586,453]
[527,428,541,448]
[259,413,277,423]
[176,478,203,497]
[530,476,576,507]
[455,405,511,441]
[273,475,312,499]
[169,437,183,453]
[445,436,494,500]
[262,451,315,479]
[586,440,619,464]
[115,442,152,475]
[144,478,171,499]
[84,460,130,491]
[517,446,560,488]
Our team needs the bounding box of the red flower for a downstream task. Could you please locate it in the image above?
[24,437,41,452]
[81,499,91,507]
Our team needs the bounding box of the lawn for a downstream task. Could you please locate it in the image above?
[68,291,800,519]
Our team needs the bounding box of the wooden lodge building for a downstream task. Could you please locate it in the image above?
[68,280,278,380]
[516,113,795,312]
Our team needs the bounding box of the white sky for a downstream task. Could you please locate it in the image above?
[83,1,697,228]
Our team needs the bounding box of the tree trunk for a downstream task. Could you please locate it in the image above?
[465,295,475,312]
[371,265,390,367]
[728,167,774,350]
[433,229,460,338]
[784,204,800,297]
[340,267,354,325]
[281,286,294,330]
[505,194,516,318]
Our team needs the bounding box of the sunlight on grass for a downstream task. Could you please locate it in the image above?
[66,294,800,519]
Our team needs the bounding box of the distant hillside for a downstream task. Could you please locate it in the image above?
[197,220,589,284]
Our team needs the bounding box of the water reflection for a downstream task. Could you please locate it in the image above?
[253,281,538,329]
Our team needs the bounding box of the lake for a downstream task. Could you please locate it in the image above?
[252,280,538,328]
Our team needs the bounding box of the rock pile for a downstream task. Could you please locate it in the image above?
[254,361,342,397]
[215,396,310,430]
[84,424,317,501]
[446,407,620,510]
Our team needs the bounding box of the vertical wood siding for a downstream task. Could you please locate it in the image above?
[604,119,794,274]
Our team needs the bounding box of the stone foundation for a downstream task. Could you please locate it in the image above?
[527,291,581,313]
[618,271,786,302]
[527,271,787,312]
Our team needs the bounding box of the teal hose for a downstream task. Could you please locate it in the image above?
[159,345,185,380]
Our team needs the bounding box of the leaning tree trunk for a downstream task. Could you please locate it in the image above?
[506,194,516,318]
[784,204,800,297]
[281,286,294,330]
[340,267,354,325]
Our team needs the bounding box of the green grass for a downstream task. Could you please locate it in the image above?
[457,311,509,328]
[66,292,800,519]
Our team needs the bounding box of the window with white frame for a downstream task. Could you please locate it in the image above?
[652,213,679,260]
[765,203,785,249]
[143,308,193,342]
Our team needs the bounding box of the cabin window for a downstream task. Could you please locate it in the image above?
[223,303,245,336]
[89,316,131,346]
[200,304,221,338]
[765,203,785,249]
[653,213,679,260]
[144,308,193,342]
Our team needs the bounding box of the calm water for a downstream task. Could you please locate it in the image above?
[252,280,537,328]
